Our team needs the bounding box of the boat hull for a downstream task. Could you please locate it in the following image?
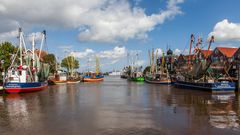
[4,82,48,93]
[145,78,171,84]
[175,81,235,93]
[128,77,145,82]
[120,75,128,79]
[83,78,104,82]
[67,80,80,84]
[48,79,67,85]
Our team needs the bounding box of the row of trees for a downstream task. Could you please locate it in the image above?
[0,42,79,74]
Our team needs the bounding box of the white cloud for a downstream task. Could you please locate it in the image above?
[208,19,240,41]
[72,48,95,59]
[27,32,44,43]
[174,48,181,55]
[0,29,18,42]
[99,46,126,59]
[59,45,73,50]
[0,0,184,43]
[155,48,163,57]
[72,46,128,66]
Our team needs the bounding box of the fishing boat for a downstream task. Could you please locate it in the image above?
[49,70,68,84]
[83,74,104,82]
[48,54,68,85]
[83,56,104,82]
[120,66,130,79]
[128,75,144,82]
[145,49,171,84]
[175,34,236,93]
[4,28,49,93]
[65,53,81,84]
[127,53,144,82]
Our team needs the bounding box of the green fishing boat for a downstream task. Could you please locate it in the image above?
[127,52,145,82]
[128,77,145,82]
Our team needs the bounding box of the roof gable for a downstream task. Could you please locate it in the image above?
[200,50,213,58]
[216,47,238,58]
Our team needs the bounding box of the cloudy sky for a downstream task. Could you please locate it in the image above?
[0,0,240,72]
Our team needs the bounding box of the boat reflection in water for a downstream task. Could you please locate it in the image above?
[209,94,239,130]
[0,77,239,135]
[4,94,32,131]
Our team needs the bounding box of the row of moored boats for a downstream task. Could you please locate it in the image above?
[121,34,240,93]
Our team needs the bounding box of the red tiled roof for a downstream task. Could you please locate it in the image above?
[201,50,213,58]
[216,47,238,58]
[35,49,47,58]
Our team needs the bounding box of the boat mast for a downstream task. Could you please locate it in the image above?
[195,37,202,62]
[32,34,35,66]
[96,56,100,75]
[32,34,36,82]
[188,34,195,67]
[55,56,58,74]
[19,28,23,66]
[151,49,154,75]
[136,52,139,77]
[86,57,90,74]
[39,30,46,59]
[155,49,158,74]
[207,36,214,57]
[148,50,151,74]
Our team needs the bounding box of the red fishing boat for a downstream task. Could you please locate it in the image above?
[4,28,49,93]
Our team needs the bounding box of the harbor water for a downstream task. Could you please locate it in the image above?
[0,76,239,135]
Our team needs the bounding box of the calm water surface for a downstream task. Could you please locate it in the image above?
[0,76,239,135]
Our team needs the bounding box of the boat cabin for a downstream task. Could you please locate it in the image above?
[7,66,28,83]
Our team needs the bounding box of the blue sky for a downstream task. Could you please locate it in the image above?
[0,0,240,72]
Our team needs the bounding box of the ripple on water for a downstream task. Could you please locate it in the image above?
[97,128,165,135]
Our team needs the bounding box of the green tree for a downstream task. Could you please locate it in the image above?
[61,56,79,76]
[0,42,18,71]
[43,53,57,74]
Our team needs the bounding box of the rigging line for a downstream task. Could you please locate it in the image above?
[181,39,189,55]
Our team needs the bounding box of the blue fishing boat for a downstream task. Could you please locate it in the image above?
[4,28,49,93]
[175,81,235,93]
[83,56,104,82]
[175,34,236,93]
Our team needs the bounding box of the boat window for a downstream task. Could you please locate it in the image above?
[19,71,22,75]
